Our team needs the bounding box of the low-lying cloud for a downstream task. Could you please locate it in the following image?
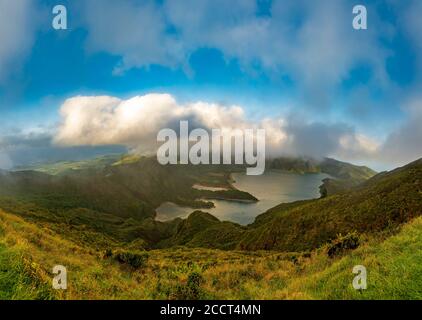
[54,93,378,161]
[2,92,420,170]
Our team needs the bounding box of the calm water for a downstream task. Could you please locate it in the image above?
[156,170,329,225]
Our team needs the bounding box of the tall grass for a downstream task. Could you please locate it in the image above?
[1,209,422,300]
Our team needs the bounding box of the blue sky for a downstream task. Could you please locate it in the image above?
[0,0,422,170]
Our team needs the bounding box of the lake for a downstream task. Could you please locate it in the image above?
[156,170,329,225]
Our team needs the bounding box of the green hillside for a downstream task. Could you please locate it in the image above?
[1,207,422,299]
[0,156,411,253]
[267,157,376,179]
[0,156,420,300]
[267,157,377,197]
[159,211,245,250]
[149,158,419,253]
[0,157,255,248]
[239,159,422,251]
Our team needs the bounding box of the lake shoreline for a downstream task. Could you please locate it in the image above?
[156,170,329,225]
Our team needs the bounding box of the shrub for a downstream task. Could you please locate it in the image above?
[327,232,360,258]
[171,271,205,300]
[103,248,113,259]
[112,250,149,269]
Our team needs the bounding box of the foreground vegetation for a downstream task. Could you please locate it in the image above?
[1,208,421,299]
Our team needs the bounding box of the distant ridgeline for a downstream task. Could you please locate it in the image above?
[266,157,377,197]
[2,154,420,255]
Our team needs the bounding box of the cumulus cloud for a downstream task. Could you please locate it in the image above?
[0,0,40,82]
[53,92,422,168]
[54,93,377,161]
[54,94,258,152]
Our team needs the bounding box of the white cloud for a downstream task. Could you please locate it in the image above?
[82,0,184,74]
[80,0,392,107]
[54,93,377,160]
[54,94,258,152]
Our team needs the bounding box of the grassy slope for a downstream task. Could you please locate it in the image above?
[159,211,246,250]
[239,159,422,251]
[317,158,377,196]
[0,243,54,300]
[0,209,154,299]
[284,216,422,299]
[1,208,422,300]
[319,157,376,181]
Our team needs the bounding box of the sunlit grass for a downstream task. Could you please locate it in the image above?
[1,209,422,300]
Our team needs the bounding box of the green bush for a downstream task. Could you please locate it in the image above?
[171,271,205,300]
[112,250,149,269]
[327,232,360,258]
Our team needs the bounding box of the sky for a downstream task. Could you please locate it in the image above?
[0,0,421,171]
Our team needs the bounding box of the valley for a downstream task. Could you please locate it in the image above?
[0,154,421,299]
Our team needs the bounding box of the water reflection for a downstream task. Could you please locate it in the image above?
[156,170,329,225]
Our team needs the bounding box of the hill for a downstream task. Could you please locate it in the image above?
[266,156,376,179]
[0,155,373,248]
[0,157,420,300]
[146,158,419,252]
[238,158,422,251]
[1,207,422,299]
[158,211,246,250]
[0,157,257,249]
[0,155,404,254]
[267,157,376,197]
